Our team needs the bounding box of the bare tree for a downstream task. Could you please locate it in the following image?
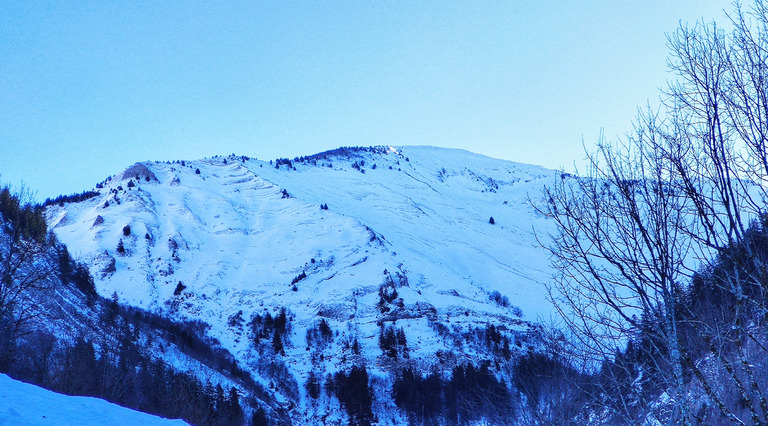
[538,1,768,423]
[540,121,695,423]
[0,185,54,370]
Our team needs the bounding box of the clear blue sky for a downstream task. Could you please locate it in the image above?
[1,1,731,202]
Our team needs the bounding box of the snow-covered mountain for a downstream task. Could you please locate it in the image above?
[46,145,561,424]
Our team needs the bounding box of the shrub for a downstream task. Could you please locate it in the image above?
[489,290,509,307]
[291,271,306,285]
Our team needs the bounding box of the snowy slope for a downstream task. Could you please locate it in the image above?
[46,145,561,423]
[0,374,187,426]
[252,146,557,320]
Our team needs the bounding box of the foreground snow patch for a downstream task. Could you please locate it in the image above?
[0,374,187,426]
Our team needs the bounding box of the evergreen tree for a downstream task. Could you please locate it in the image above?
[331,366,374,426]
[272,331,284,355]
[251,406,268,426]
[306,371,321,399]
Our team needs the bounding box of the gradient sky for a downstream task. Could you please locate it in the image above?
[1,1,732,202]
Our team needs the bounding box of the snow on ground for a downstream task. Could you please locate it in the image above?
[0,374,187,426]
